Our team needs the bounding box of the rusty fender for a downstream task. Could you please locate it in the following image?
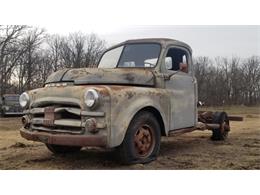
[105,86,170,148]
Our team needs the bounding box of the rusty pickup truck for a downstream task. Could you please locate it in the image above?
[19,38,242,164]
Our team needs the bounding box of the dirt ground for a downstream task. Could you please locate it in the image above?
[0,107,259,170]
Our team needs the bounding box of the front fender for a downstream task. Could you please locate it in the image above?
[107,86,170,147]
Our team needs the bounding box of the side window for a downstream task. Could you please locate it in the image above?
[165,47,189,73]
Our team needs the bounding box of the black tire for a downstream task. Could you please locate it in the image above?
[211,112,230,141]
[116,111,161,164]
[46,144,82,154]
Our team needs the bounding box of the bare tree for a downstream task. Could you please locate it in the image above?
[194,56,260,106]
[0,26,107,94]
[194,57,212,104]
[59,33,106,68]
[242,56,260,105]
[0,25,28,95]
[17,28,45,91]
[85,33,106,67]
[59,32,86,68]
[47,34,63,71]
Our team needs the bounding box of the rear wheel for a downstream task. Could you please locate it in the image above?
[46,144,82,154]
[211,112,230,141]
[117,111,161,164]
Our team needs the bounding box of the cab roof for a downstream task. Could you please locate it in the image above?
[109,38,192,53]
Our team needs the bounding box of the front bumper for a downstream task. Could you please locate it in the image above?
[20,128,107,147]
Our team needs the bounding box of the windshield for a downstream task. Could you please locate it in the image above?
[98,43,161,68]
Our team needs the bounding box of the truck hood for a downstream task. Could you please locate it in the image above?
[45,68,155,86]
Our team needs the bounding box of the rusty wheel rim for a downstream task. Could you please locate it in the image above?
[134,124,155,158]
[220,121,226,134]
[220,120,230,137]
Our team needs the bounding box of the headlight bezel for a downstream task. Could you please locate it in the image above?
[19,92,30,109]
[84,89,100,109]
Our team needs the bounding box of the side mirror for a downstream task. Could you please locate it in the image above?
[165,57,172,70]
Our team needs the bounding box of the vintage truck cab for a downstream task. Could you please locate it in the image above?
[19,38,236,164]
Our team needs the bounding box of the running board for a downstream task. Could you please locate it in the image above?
[168,127,195,137]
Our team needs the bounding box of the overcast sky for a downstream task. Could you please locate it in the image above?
[45,25,260,58]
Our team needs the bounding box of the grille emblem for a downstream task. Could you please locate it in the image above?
[43,107,55,126]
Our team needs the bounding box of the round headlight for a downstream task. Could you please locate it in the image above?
[84,89,99,108]
[19,92,30,108]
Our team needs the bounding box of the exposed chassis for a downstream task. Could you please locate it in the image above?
[168,111,243,136]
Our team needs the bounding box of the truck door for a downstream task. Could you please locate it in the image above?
[164,46,197,130]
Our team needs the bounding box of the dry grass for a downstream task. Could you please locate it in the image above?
[199,105,260,115]
[0,106,259,169]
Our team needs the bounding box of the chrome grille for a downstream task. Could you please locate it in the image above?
[29,103,83,134]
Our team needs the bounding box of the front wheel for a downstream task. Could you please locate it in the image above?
[117,111,161,164]
[46,144,82,154]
